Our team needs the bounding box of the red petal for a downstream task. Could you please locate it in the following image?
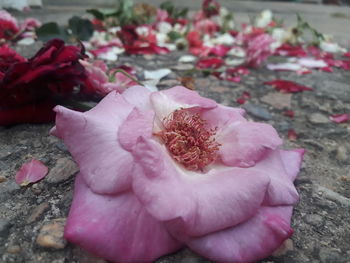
[236,97,246,104]
[236,91,250,104]
[0,45,26,72]
[274,44,307,57]
[15,159,48,186]
[203,0,221,17]
[320,66,333,73]
[329,114,349,123]
[187,31,203,48]
[283,110,295,119]
[287,129,298,141]
[344,52,350,58]
[264,79,313,93]
[209,45,230,56]
[196,57,224,69]
[124,43,169,55]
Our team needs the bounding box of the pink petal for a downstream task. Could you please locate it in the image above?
[187,206,294,263]
[122,85,153,111]
[15,159,48,186]
[20,18,42,31]
[52,92,135,194]
[79,60,109,95]
[131,137,270,239]
[200,104,246,128]
[279,149,305,181]
[118,107,155,151]
[329,113,349,123]
[274,43,307,57]
[245,33,274,68]
[218,121,282,167]
[150,86,217,121]
[65,173,181,263]
[254,150,300,206]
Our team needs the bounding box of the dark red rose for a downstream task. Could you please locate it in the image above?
[202,0,220,17]
[0,10,20,40]
[0,45,26,73]
[0,39,87,125]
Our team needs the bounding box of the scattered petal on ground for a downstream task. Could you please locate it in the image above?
[264,80,313,93]
[15,159,49,186]
[329,113,349,123]
[144,68,171,80]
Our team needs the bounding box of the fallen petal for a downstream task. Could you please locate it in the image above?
[196,57,224,69]
[329,113,349,123]
[287,129,298,141]
[264,79,313,93]
[267,63,302,72]
[15,159,48,186]
[144,68,171,80]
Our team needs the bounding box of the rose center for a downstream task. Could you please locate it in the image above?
[156,109,220,171]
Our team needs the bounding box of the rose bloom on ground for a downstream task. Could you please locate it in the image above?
[52,86,304,263]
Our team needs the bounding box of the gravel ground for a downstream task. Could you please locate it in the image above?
[1,46,350,263]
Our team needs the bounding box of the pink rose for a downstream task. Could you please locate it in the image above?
[245,33,274,68]
[202,0,221,18]
[194,18,219,36]
[52,86,304,263]
[20,17,42,31]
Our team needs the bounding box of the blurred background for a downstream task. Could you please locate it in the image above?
[1,0,350,10]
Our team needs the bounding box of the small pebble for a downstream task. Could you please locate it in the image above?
[308,113,329,124]
[319,248,342,263]
[46,158,79,184]
[6,245,21,254]
[335,145,348,161]
[73,247,107,263]
[304,214,323,227]
[36,218,67,249]
[260,92,292,110]
[27,202,50,224]
[243,103,272,120]
[0,175,6,183]
[272,239,294,257]
[0,219,11,238]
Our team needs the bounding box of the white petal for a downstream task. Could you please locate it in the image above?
[144,68,171,80]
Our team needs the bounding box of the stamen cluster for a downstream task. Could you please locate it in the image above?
[156,109,220,171]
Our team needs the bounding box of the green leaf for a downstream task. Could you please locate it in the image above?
[116,0,136,26]
[86,8,119,20]
[86,9,105,20]
[168,31,182,41]
[68,16,94,41]
[174,7,188,19]
[160,1,174,14]
[36,22,68,42]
